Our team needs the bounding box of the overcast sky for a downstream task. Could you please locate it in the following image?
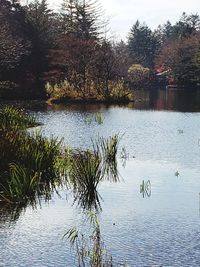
[50,0,200,40]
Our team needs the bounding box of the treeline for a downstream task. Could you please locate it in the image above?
[0,0,200,100]
[128,13,200,87]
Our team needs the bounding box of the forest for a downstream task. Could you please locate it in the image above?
[1,0,200,101]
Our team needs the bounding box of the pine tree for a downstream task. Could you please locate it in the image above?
[60,0,77,34]
[128,20,160,68]
[60,0,104,40]
[24,0,57,95]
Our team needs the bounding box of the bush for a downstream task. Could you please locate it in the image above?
[128,64,150,88]
[45,80,78,99]
[109,80,134,102]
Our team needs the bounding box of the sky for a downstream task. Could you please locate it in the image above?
[50,0,200,40]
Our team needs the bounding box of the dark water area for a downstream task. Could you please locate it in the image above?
[1,89,200,266]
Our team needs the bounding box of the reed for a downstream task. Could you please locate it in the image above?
[69,150,102,210]
[0,106,38,129]
[64,211,113,267]
[68,135,120,210]
[0,106,120,208]
[0,106,62,203]
[92,134,120,182]
[0,163,41,203]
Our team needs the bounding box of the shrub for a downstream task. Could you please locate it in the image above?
[45,80,78,99]
[128,64,150,88]
[110,80,134,102]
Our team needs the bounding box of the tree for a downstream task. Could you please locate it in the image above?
[60,0,104,40]
[128,64,150,88]
[91,40,117,97]
[60,0,77,34]
[113,40,131,80]
[0,0,31,88]
[128,20,160,68]
[159,13,200,43]
[24,0,58,95]
[155,33,200,86]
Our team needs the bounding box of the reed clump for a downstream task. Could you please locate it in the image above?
[0,107,62,203]
[0,106,38,130]
[0,106,121,208]
[68,135,120,210]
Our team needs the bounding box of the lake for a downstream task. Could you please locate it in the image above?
[1,89,200,266]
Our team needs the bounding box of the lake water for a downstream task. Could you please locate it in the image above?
[1,89,200,266]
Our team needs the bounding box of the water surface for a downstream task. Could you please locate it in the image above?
[1,89,200,266]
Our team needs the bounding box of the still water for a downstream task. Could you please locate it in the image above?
[1,89,200,266]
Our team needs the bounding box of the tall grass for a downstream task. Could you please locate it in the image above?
[0,107,62,204]
[0,106,121,209]
[0,106,38,129]
[1,163,41,203]
[69,150,103,210]
[93,134,120,182]
[68,135,120,210]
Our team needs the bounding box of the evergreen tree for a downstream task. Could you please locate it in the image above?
[60,0,77,34]
[128,20,160,68]
[24,0,57,95]
[0,0,30,84]
[60,0,103,40]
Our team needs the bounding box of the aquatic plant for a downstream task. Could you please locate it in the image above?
[92,135,120,182]
[84,112,104,125]
[64,211,113,267]
[0,133,62,203]
[95,112,104,125]
[140,180,151,198]
[0,106,38,130]
[0,163,41,203]
[93,135,119,164]
[69,150,103,210]
[67,135,120,210]
[0,106,63,203]
[175,171,180,177]
[0,106,121,210]
[120,146,129,168]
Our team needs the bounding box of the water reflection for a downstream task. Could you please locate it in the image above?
[134,89,200,112]
[0,204,25,225]
[140,180,151,198]
[69,136,121,211]
[2,89,200,112]
[2,91,200,266]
